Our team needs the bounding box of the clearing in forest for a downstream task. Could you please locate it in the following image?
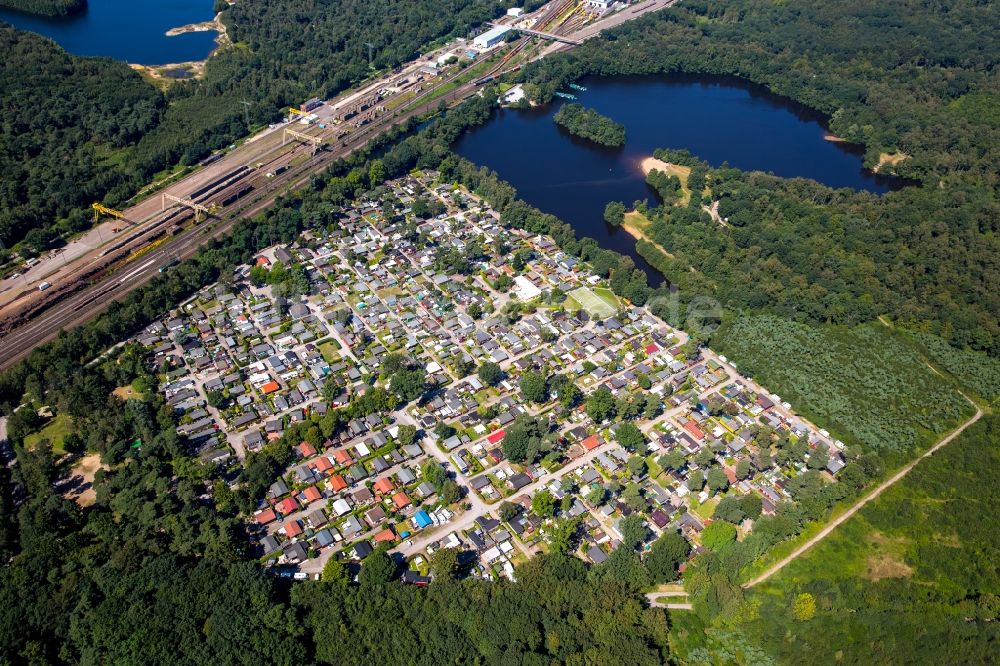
[62,453,106,507]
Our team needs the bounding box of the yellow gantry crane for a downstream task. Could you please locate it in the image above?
[91,202,129,225]
[288,107,307,117]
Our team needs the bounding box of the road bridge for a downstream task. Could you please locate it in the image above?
[491,21,582,44]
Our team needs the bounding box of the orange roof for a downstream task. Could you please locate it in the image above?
[301,486,323,503]
[275,497,298,514]
[684,420,705,441]
[581,434,602,451]
[312,456,334,473]
[283,519,303,537]
[328,474,348,492]
[256,256,270,266]
[391,491,411,510]
[724,467,737,484]
[297,441,317,458]
[261,381,280,395]
[254,508,277,525]
[333,449,353,465]
[373,477,395,495]
[374,528,398,543]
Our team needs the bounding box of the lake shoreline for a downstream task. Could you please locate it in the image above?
[165,18,217,37]
[0,0,221,65]
[639,156,670,176]
[136,11,227,78]
[455,74,901,284]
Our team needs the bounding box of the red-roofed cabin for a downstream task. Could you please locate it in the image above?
[374,528,397,543]
[283,519,303,538]
[486,429,505,445]
[373,477,395,495]
[581,434,602,451]
[254,508,277,525]
[333,449,353,466]
[312,456,334,474]
[275,497,299,515]
[301,486,323,504]
[391,492,411,510]
[256,256,270,266]
[328,474,348,492]
[644,343,660,354]
[297,441,317,458]
[683,421,705,441]
[261,381,280,395]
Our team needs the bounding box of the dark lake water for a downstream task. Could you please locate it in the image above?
[454,74,900,285]
[0,0,217,64]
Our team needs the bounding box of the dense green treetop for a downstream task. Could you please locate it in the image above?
[0,25,164,249]
[553,102,626,147]
[0,0,85,17]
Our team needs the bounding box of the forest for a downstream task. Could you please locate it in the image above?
[516,0,1000,357]
[0,59,988,666]
[552,102,626,147]
[0,0,84,16]
[0,0,519,252]
[0,26,165,250]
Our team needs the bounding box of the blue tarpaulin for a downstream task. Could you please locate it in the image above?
[413,511,432,529]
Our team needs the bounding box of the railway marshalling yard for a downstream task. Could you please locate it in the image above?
[0,0,677,371]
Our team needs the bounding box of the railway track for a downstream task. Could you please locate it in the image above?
[0,0,639,370]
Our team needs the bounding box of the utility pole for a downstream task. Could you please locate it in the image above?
[239,99,252,131]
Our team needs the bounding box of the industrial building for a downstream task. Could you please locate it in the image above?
[473,25,512,49]
[299,97,322,112]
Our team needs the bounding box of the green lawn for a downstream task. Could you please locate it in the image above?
[692,495,719,520]
[23,414,73,455]
[645,453,663,480]
[593,287,622,311]
[563,295,582,313]
[568,286,616,319]
[318,340,341,364]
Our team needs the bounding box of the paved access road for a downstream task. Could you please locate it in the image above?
[391,438,621,560]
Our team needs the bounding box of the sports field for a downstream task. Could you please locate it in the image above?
[568,286,617,319]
